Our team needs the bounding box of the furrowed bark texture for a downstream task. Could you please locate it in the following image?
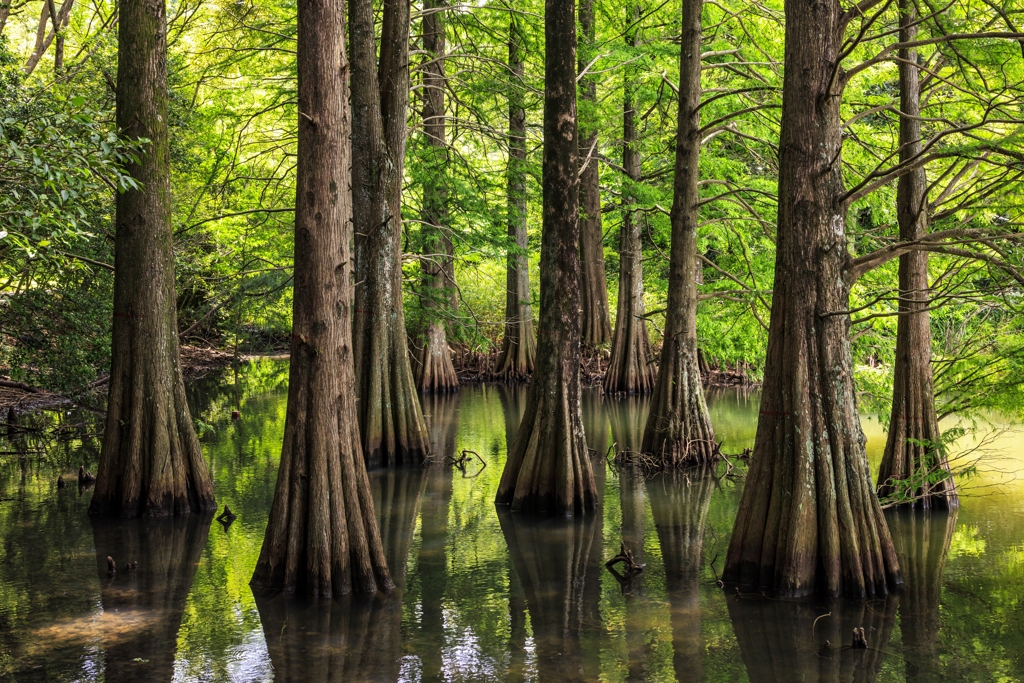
[498,511,601,680]
[640,0,716,467]
[91,515,211,680]
[723,0,901,598]
[250,0,392,597]
[578,0,611,347]
[90,0,215,518]
[648,470,714,682]
[495,0,598,514]
[606,3,656,396]
[414,0,459,394]
[877,0,957,510]
[729,593,898,682]
[351,0,430,466]
[495,11,537,380]
[887,508,957,683]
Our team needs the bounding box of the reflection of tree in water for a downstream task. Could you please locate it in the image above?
[647,468,714,681]
[418,460,454,682]
[422,392,460,463]
[887,508,957,682]
[498,384,528,451]
[499,510,603,682]
[608,395,647,455]
[728,594,898,683]
[90,514,212,683]
[257,464,426,681]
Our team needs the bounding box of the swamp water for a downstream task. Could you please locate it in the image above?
[1,359,1022,682]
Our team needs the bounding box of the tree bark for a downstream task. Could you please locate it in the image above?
[90,0,215,518]
[606,3,656,395]
[495,0,597,514]
[723,0,901,598]
[887,508,957,683]
[495,10,537,380]
[647,470,715,683]
[640,0,716,466]
[249,0,393,597]
[414,0,459,394]
[350,0,431,467]
[728,591,898,682]
[577,0,611,347]
[877,0,958,510]
[91,515,212,682]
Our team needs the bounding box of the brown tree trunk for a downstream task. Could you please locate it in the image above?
[91,515,211,681]
[723,0,901,598]
[250,0,392,597]
[728,592,898,682]
[606,3,656,395]
[414,0,459,394]
[495,0,597,514]
[640,0,716,466]
[351,0,431,466]
[498,510,601,680]
[495,10,537,380]
[578,0,611,348]
[647,470,715,683]
[877,0,957,510]
[89,0,215,518]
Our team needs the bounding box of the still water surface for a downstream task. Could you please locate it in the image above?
[1,359,1022,682]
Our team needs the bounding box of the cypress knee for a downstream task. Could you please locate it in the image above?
[89,0,215,517]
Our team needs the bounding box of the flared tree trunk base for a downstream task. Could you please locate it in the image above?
[642,342,717,468]
[415,322,459,393]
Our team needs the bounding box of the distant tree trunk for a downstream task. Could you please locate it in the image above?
[495,0,597,514]
[91,515,211,681]
[606,4,655,395]
[648,470,715,682]
[640,0,716,466]
[89,0,215,518]
[249,0,392,597]
[498,511,600,680]
[495,11,537,380]
[578,0,611,347]
[728,591,898,682]
[877,0,957,510]
[415,0,459,394]
[351,0,431,466]
[887,509,957,683]
[723,0,901,598]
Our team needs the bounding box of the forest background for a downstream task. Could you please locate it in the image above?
[1,0,1023,427]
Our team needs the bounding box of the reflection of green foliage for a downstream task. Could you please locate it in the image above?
[950,525,987,558]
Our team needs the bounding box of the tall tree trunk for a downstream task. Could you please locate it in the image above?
[728,592,898,682]
[640,0,716,466]
[877,0,957,510]
[578,0,611,347]
[250,0,392,597]
[89,0,215,518]
[91,515,211,681]
[498,511,601,680]
[647,470,715,683]
[495,0,598,514]
[887,508,957,683]
[723,0,901,598]
[606,3,656,395]
[415,0,459,393]
[351,0,431,467]
[495,10,537,380]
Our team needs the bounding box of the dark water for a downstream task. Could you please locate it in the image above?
[1,359,1022,682]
